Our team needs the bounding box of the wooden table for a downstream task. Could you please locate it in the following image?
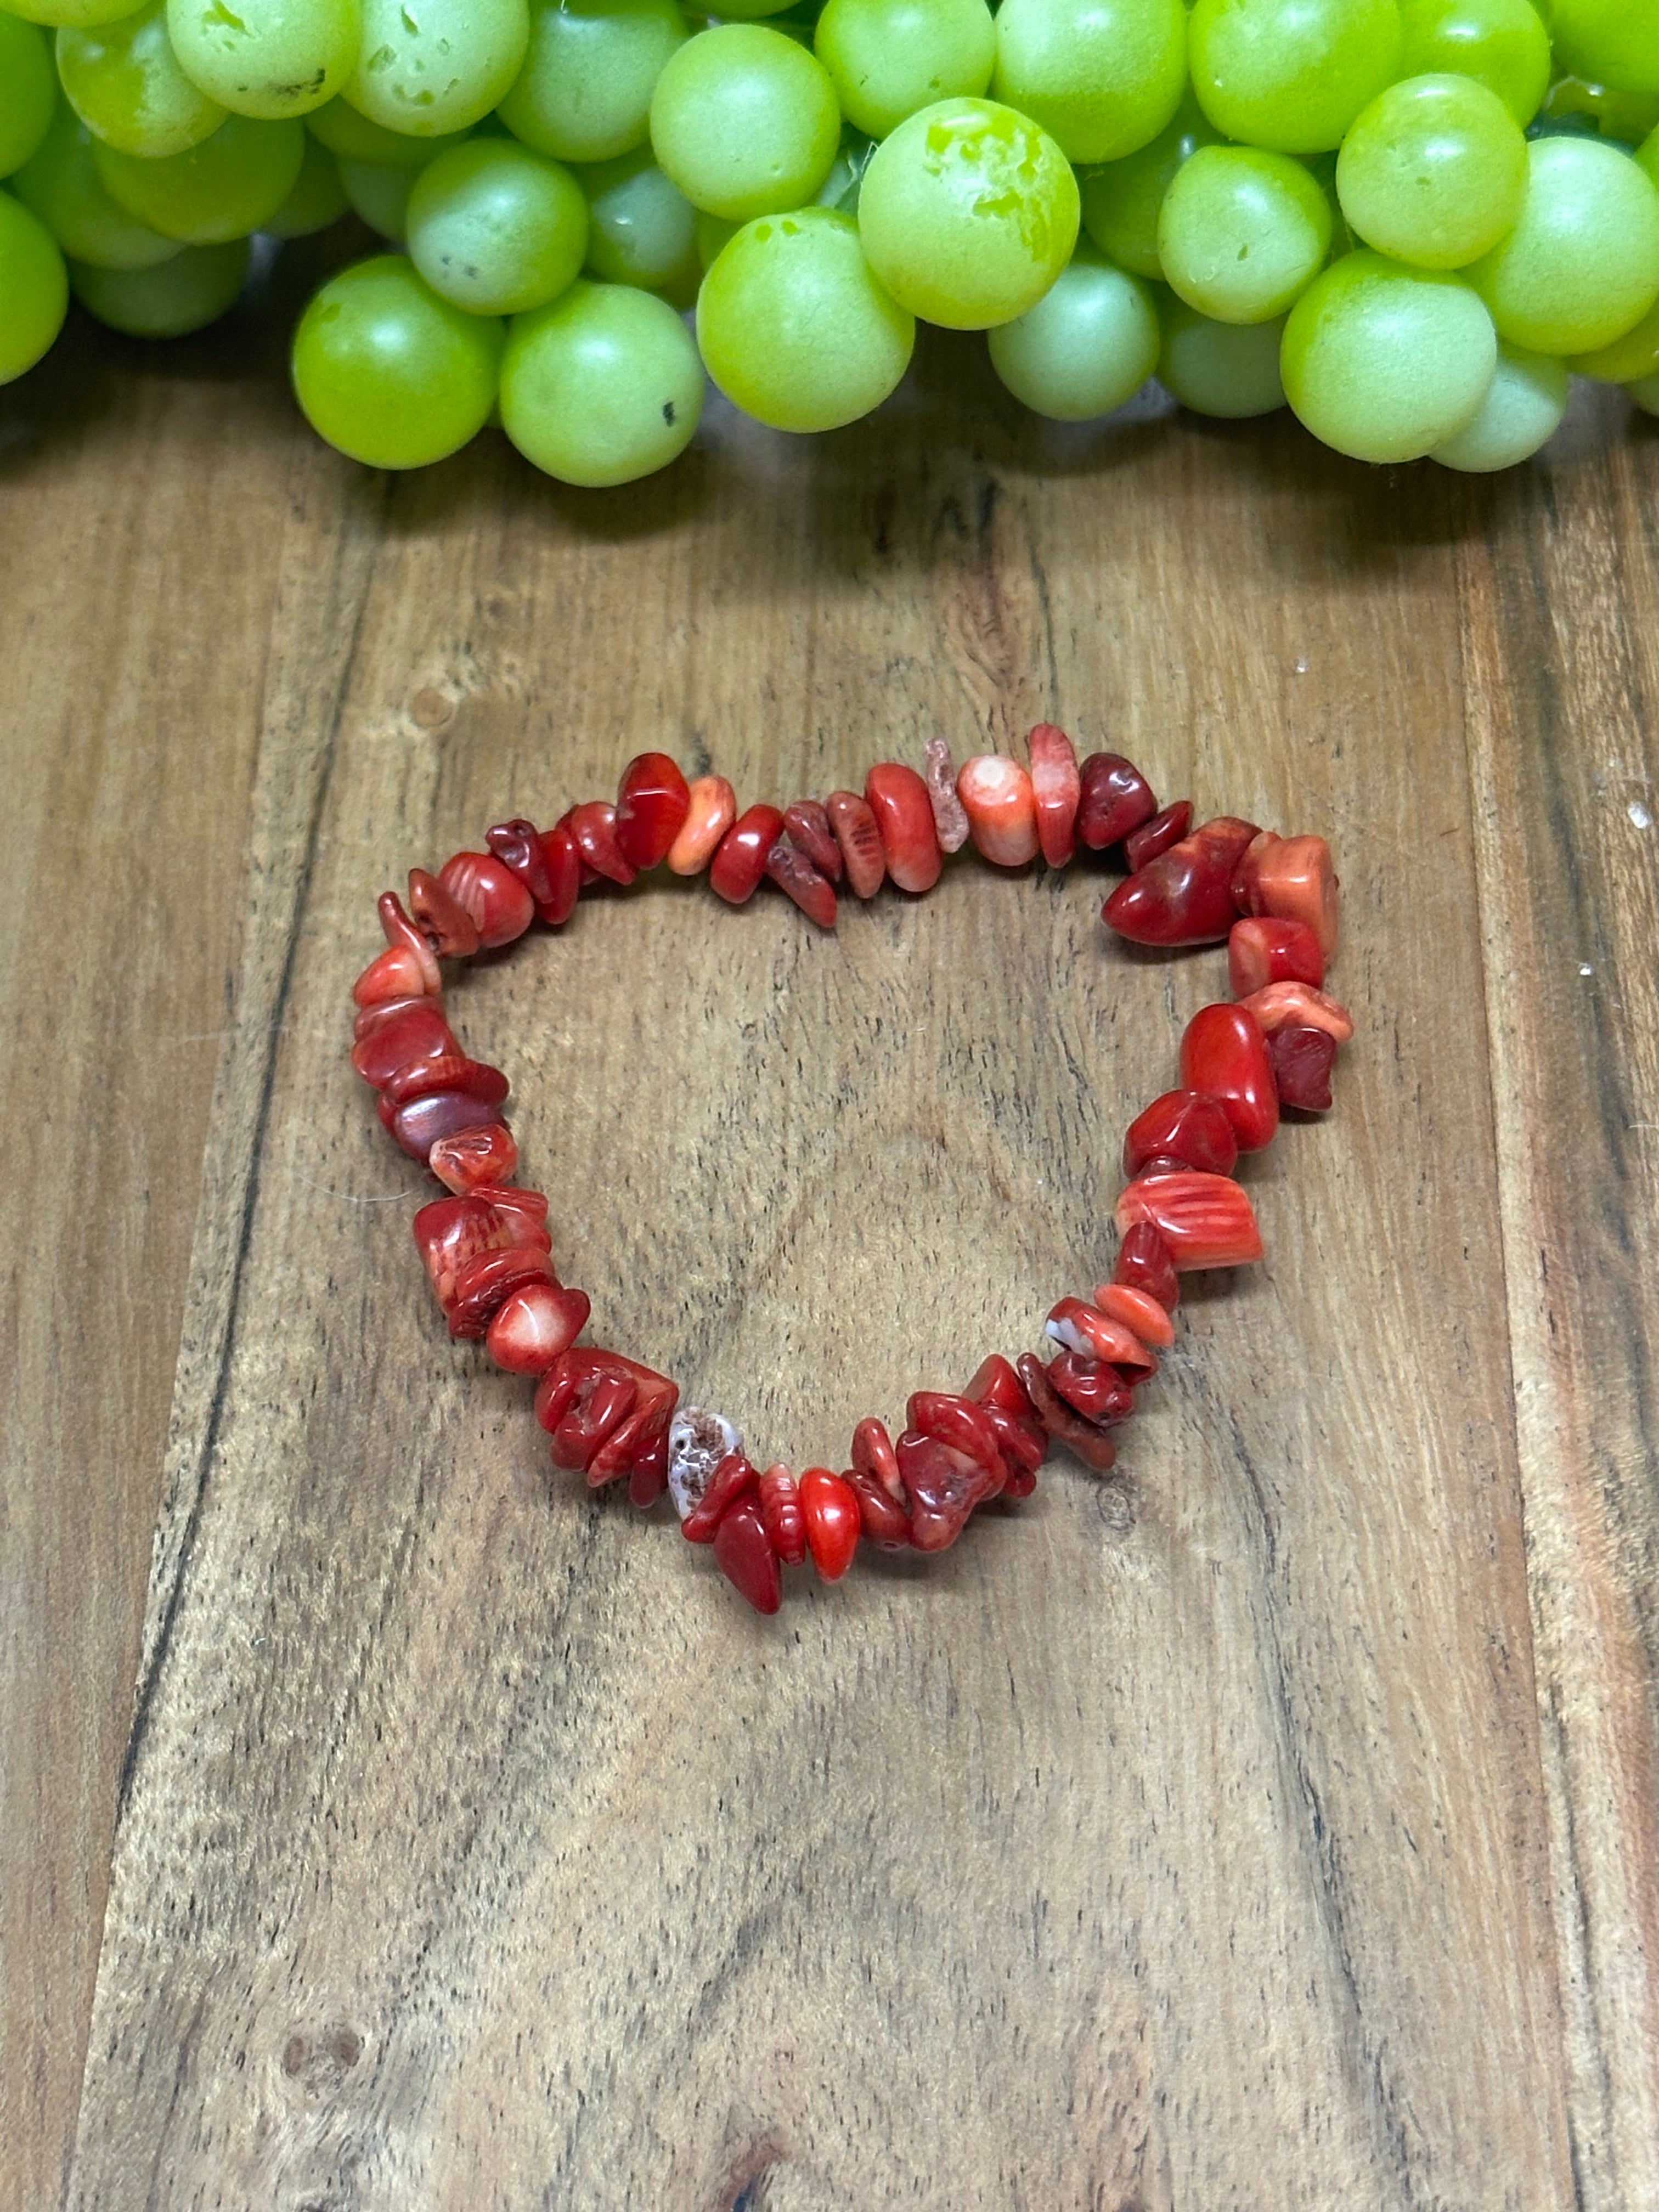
[4,279,1656,2209]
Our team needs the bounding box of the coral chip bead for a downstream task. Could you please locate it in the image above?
[1122,1088,1240,1179]
[1228,916,1325,997]
[615,752,691,873]
[957,754,1041,867]
[484,1279,590,1373]
[1113,1218,1180,1310]
[438,851,537,948]
[1238,981,1353,1044]
[800,1466,860,1580]
[865,762,942,893]
[1124,800,1192,872]
[1094,1281,1176,1350]
[782,800,843,883]
[1232,831,1340,957]
[566,802,636,887]
[1115,1171,1263,1270]
[668,775,738,876]
[428,1121,520,1193]
[351,995,458,1086]
[1028,723,1081,867]
[1179,1002,1279,1153]
[713,1493,783,1614]
[923,739,972,855]
[710,804,786,905]
[1103,816,1260,946]
[387,1089,509,1161]
[826,789,886,898]
[1076,752,1159,849]
[1267,1023,1338,1111]
[408,867,482,957]
[758,1463,809,1566]
[764,838,838,929]
[353,944,436,1008]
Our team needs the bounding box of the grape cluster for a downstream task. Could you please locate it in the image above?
[3,0,1658,483]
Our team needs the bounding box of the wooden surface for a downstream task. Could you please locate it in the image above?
[3,285,1656,2209]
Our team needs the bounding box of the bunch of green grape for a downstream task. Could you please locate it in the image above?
[4,0,1658,483]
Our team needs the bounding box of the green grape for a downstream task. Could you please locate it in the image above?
[1429,340,1566,465]
[0,18,57,178]
[1282,248,1497,459]
[70,234,248,329]
[1188,0,1402,154]
[1629,368,1659,411]
[95,114,306,240]
[56,0,227,159]
[165,0,359,121]
[498,0,687,165]
[13,105,182,266]
[1543,77,1659,143]
[1551,0,1659,95]
[1078,90,1218,278]
[813,0,994,141]
[1396,0,1550,125]
[292,251,502,463]
[337,154,413,235]
[583,145,698,289]
[500,277,703,482]
[0,0,151,30]
[0,187,67,379]
[650,25,839,220]
[857,97,1079,328]
[986,241,1158,415]
[345,0,527,137]
[306,92,466,164]
[696,202,912,428]
[992,0,1185,165]
[1567,295,1659,378]
[1336,72,1526,268]
[264,129,347,232]
[406,137,586,312]
[1157,144,1330,322]
[1158,297,1288,413]
[1469,135,1659,353]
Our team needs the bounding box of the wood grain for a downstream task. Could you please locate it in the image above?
[3,310,1654,2205]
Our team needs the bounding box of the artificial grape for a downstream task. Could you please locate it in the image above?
[55,0,227,159]
[1336,74,1526,269]
[1158,145,1331,323]
[582,145,698,292]
[857,96,1079,329]
[407,139,588,315]
[306,94,467,166]
[0,187,67,381]
[1077,88,1217,278]
[165,0,359,121]
[697,204,913,431]
[344,0,528,138]
[1188,0,1402,154]
[1282,248,1497,462]
[264,131,347,235]
[1158,297,1288,414]
[95,114,306,242]
[1570,297,1659,382]
[70,235,249,332]
[992,0,1186,165]
[987,241,1159,417]
[13,106,182,268]
[650,24,840,221]
[500,0,689,165]
[1470,136,1659,356]
[1396,0,1551,123]
[338,155,415,239]
[500,277,703,483]
[292,253,503,466]
[813,0,994,142]
[1551,0,1659,97]
[1429,340,1568,468]
[0,0,150,30]
[0,18,57,179]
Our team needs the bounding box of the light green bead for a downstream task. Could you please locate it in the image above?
[13,104,183,266]
[1078,91,1218,278]
[993,0,1186,164]
[70,234,248,330]
[499,0,688,165]
[57,0,228,158]
[95,112,305,240]
[0,186,67,379]
[1568,296,1659,380]
[407,137,588,313]
[650,24,839,221]
[583,145,697,289]
[1158,144,1331,323]
[0,0,150,32]
[1188,0,1402,153]
[814,0,994,141]
[292,251,503,464]
[0,18,58,178]
[306,92,465,163]
[987,243,1159,416]
[1551,0,1659,95]
[1158,297,1288,414]
[1282,247,1497,460]
[345,0,527,136]
[165,0,360,121]
[264,131,347,233]
[1469,134,1659,354]
[501,278,704,483]
[337,155,411,236]
[1396,0,1550,124]
[1336,72,1526,268]
[1429,341,1567,466]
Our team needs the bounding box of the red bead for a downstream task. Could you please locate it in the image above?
[549,1370,635,1470]
[428,1122,520,1194]
[826,789,886,898]
[1014,1353,1118,1472]
[485,1278,590,1371]
[1122,1087,1240,1180]
[1102,816,1259,946]
[783,799,843,882]
[536,822,581,926]
[1124,799,1192,872]
[714,1493,782,1614]
[1267,1023,1338,1111]
[616,752,691,872]
[1093,1281,1176,1350]
[1045,1351,1135,1425]
[710,804,785,905]
[1045,1297,1157,1377]
[407,867,481,957]
[922,737,971,855]
[1228,916,1325,997]
[1180,1002,1279,1153]
[895,1430,998,1551]
[628,1423,670,1509]
[865,763,941,894]
[486,818,559,913]
[1113,1219,1180,1310]
[381,1053,509,1111]
[565,801,636,887]
[386,1089,507,1161]
[800,1466,860,1579]
[438,851,536,948]
[1028,723,1080,867]
[351,995,458,1086]
[535,1348,676,1486]
[957,754,1040,867]
[1232,832,1340,957]
[764,837,838,929]
[682,1451,758,1542]
[1076,753,1158,849]
[1116,1171,1263,1270]
[1238,980,1353,1044]
[845,1466,912,1546]
[377,891,443,992]
[963,1352,1034,1419]
[413,1188,550,1309]
[907,1390,1006,1482]
[483,1184,550,1245]
[352,944,434,1008]
[979,1403,1046,1489]
[447,1245,556,1340]
[851,1414,905,1500]
[667,775,737,876]
[758,1463,809,1565]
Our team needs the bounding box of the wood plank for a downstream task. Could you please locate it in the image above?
[61,343,1580,2208]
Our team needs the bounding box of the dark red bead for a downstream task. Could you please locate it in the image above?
[826,790,886,898]
[682,1451,758,1542]
[351,995,458,1087]
[447,1245,557,1340]
[1179,1002,1279,1153]
[1124,799,1193,871]
[981,1400,1047,1480]
[714,1493,782,1614]
[1076,753,1158,850]
[628,1424,670,1508]
[385,1088,507,1161]
[407,867,480,957]
[534,1349,675,1487]
[1045,1351,1135,1425]
[964,1353,1035,1419]
[710,805,785,905]
[615,752,691,872]
[550,1372,636,1471]
[907,1390,1005,1483]
[381,1053,509,1111]
[1113,1219,1180,1311]
[537,822,581,926]
[1014,1354,1118,1473]
[437,851,537,947]
[895,1430,998,1551]
[764,838,838,929]
[487,817,558,911]
[845,1466,912,1547]
[1228,916,1325,997]
[1102,816,1260,947]
[377,890,442,991]
[1122,1088,1240,1180]
[565,801,636,886]
[782,799,843,882]
[1267,1023,1338,1111]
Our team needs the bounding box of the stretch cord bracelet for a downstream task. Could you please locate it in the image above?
[350,730,1347,1615]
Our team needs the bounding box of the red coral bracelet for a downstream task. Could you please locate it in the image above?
[351,729,1346,1615]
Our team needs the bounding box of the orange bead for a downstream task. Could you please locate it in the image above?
[1044,1296,1157,1376]
[1232,832,1339,957]
[800,1466,861,1580]
[1093,1281,1176,1350]
[957,754,1040,867]
[667,775,737,875]
[865,762,941,893]
[1115,1171,1263,1271]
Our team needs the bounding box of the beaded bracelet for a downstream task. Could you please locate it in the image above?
[351,729,1347,1614]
